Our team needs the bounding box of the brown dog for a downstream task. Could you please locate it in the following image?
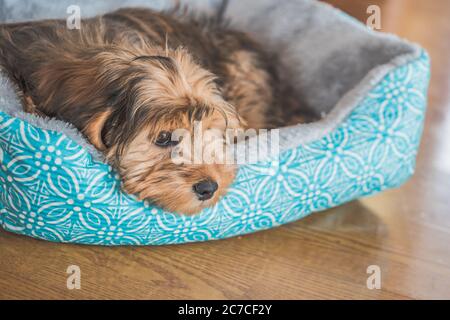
[0,7,307,214]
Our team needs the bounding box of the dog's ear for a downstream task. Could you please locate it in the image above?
[83,110,113,151]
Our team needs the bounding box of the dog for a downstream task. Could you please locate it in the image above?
[0,7,310,214]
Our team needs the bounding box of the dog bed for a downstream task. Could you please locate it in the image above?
[0,0,430,245]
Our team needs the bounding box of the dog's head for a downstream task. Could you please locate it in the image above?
[84,48,243,214]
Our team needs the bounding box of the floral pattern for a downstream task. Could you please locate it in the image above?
[0,51,430,245]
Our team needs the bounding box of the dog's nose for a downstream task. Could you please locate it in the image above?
[193,180,218,201]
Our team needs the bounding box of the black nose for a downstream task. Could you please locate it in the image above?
[193,180,218,201]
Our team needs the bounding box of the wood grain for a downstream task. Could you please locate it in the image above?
[1,0,450,299]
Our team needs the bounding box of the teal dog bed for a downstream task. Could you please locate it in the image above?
[0,0,430,245]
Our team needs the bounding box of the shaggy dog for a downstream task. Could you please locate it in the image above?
[0,7,309,214]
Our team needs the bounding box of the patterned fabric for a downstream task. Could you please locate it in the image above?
[0,51,430,245]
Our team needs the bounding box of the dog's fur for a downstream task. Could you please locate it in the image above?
[0,7,309,214]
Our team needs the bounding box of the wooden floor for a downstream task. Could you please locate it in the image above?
[1,0,450,299]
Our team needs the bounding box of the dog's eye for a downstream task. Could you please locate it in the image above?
[155,131,177,147]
